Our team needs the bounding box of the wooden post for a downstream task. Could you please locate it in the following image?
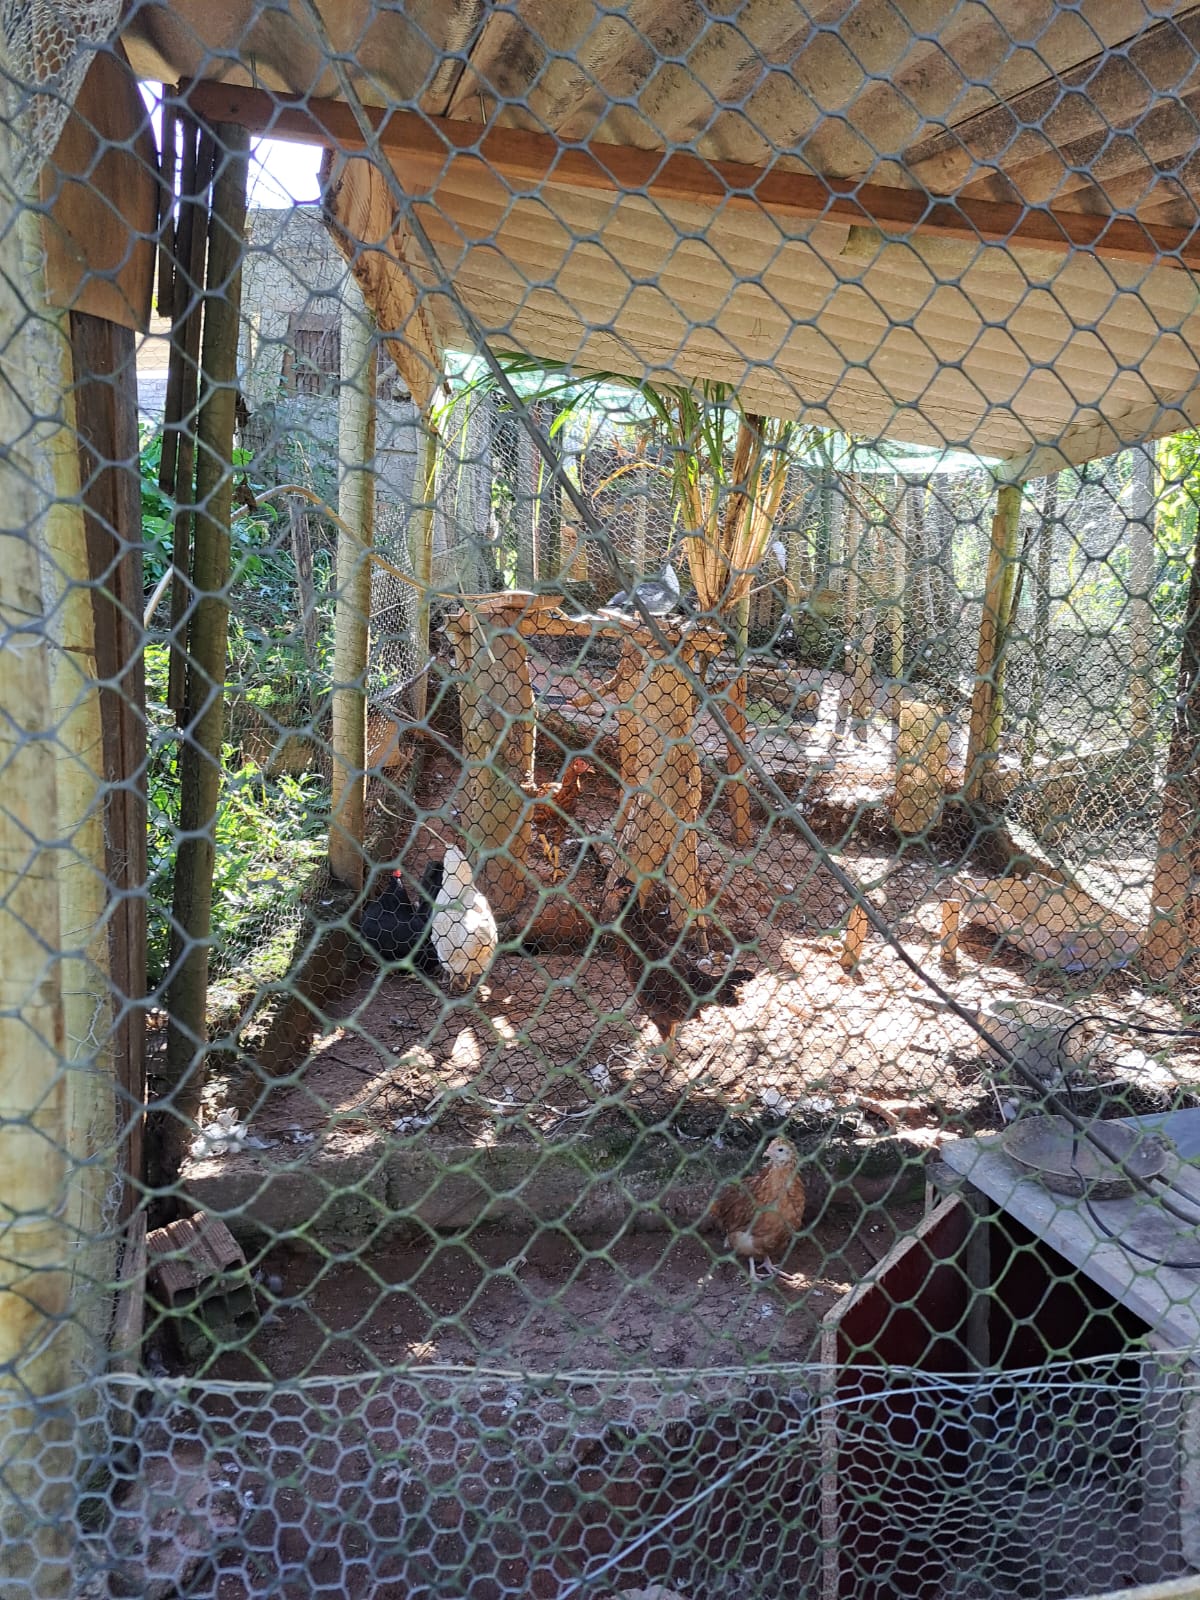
[446,600,535,919]
[632,468,649,575]
[289,497,319,685]
[329,288,376,891]
[1128,444,1157,746]
[891,485,907,682]
[964,481,1023,803]
[157,124,249,1200]
[893,696,949,835]
[850,606,878,734]
[408,419,437,725]
[1144,505,1200,978]
[1021,475,1056,774]
[728,590,754,846]
[840,903,869,973]
[940,899,961,972]
[608,629,721,934]
[164,122,216,717]
[0,114,72,1597]
[514,426,536,587]
[72,313,147,1223]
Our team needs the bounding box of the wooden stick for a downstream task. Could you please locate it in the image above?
[940,899,961,972]
[840,903,869,972]
[184,80,1200,274]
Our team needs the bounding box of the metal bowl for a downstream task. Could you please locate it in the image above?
[1000,1115,1172,1199]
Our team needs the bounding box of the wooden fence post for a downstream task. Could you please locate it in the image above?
[329,286,376,891]
[964,481,1023,803]
[158,124,249,1198]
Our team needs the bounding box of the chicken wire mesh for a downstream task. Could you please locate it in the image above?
[7,4,1200,1598]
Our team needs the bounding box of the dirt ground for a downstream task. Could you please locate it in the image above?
[209,1209,916,1383]
[221,787,1197,1156]
[132,663,1200,1600]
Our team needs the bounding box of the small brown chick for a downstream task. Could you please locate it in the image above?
[613,884,752,1046]
[709,1136,806,1281]
[523,756,595,882]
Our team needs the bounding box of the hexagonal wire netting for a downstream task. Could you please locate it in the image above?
[4,4,1200,1598]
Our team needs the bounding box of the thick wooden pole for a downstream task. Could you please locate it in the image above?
[1128,444,1157,745]
[0,117,72,1598]
[408,421,437,725]
[964,481,1023,803]
[329,289,376,891]
[35,319,122,1410]
[1021,475,1057,773]
[446,603,534,919]
[164,122,216,716]
[1144,510,1200,979]
[72,313,147,1222]
[156,123,249,1200]
[727,591,754,847]
[891,482,908,681]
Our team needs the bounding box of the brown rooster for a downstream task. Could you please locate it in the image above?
[709,1136,807,1281]
[611,881,753,1045]
[523,755,595,882]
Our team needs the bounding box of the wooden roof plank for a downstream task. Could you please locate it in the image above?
[184,79,1200,271]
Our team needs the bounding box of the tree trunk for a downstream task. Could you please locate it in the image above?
[1144,509,1200,979]
[155,124,249,1202]
[964,482,1023,803]
[329,289,376,892]
[1128,444,1157,746]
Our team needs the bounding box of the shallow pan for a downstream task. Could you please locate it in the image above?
[1000,1114,1172,1199]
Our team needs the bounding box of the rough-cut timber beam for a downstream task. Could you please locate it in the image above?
[184,79,1200,272]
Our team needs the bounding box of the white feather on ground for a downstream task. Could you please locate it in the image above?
[432,846,498,992]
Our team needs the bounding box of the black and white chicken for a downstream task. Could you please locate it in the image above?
[360,859,444,968]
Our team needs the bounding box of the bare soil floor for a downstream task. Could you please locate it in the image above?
[134,674,1200,1600]
[114,1211,918,1600]
[215,765,1197,1156]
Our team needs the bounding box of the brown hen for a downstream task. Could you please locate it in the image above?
[613,884,752,1045]
[523,756,595,881]
[709,1136,806,1280]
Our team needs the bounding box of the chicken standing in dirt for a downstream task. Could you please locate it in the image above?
[709,1136,806,1281]
[612,881,752,1046]
[432,846,498,993]
[523,756,594,882]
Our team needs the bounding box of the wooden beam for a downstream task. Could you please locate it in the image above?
[329,290,375,893]
[185,79,1200,273]
[1000,379,1200,481]
[71,312,147,1219]
[964,482,1023,804]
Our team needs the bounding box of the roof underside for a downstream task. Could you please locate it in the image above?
[123,0,1200,468]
